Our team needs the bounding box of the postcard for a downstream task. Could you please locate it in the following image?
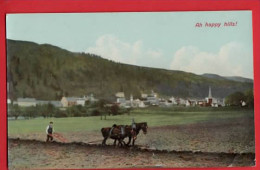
[5,10,255,169]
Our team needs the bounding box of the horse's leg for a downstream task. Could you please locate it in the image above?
[132,138,135,146]
[119,139,124,147]
[102,137,107,146]
[122,140,126,147]
[126,137,131,146]
[113,139,117,146]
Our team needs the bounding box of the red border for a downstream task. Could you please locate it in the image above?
[0,0,259,170]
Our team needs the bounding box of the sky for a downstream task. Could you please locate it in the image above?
[6,11,253,79]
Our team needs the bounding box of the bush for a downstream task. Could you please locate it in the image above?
[91,109,101,116]
[8,104,22,119]
[53,110,67,118]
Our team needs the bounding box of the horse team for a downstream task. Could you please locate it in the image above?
[101,122,148,146]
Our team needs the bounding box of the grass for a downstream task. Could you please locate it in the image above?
[8,107,254,135]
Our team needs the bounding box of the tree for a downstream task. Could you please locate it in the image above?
[66,105,84,117]
[9,104,21,120]
[110,104,119,115]
[24,106,37,119]
[95,99,108,120]
[245,88,254,108]
[53,110,67,118]
[46,103,56,117]
[37,105,48,118]
[225,91,246,106]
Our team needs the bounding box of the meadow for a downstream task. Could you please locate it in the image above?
[8,106,254,135]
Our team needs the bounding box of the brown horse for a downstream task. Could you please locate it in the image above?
[126,122,148,146]
[101,125,126,146]
[101,122,148,146]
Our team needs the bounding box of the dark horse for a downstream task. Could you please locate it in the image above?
[126,122,148,146]
[101,122,148,146]
[101,125,126,146]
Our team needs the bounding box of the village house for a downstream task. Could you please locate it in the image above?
[115,92,146,108]
[61,94,97,107]
[115,92,126,104]
[36,100,62,107]
[176,98,186,105]
[129,95,146,108]
[15,98,37,107]
[241,100,247,107]
[133,99,146,108]
[87,94,98,103]
[141,93,148,99]
[158,98,171,107]
[196,86,225,107]
[168,97,178,105]
[61,97,77,107]
[185,100,191,107]
[146,90,159,106]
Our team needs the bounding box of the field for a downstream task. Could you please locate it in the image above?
[8,107,255,168]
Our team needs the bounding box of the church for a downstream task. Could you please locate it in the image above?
[197,86,225,107]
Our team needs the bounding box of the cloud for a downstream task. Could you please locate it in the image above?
[170,42,253,78]
[86,36,253,79]
[85,34,163,67]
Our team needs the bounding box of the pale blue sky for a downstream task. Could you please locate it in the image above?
[6,11,253,78]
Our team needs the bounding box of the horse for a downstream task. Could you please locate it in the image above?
[125,122,148,146]
[101,124,127,146]
[108,122,148,146]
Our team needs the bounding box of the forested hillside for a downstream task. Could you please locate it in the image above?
[7,39,253,101]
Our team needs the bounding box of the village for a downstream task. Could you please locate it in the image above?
[9,86,231,110]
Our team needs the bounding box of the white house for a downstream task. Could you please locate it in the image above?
[141,93,148,99]
[36,100,62,107]
[115,92,126,106]
[147,90,159,105]
[76,98,86,106]
[169,97,177,105]
[115,92,125,98]
[16,98,37,107]
[241,100,247,107]
[185,100,191,107]
[177,98,186,105]
[7,99,11,104]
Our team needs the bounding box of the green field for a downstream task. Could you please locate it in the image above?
[8,107,254,135]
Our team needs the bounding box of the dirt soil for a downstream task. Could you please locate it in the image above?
[9,116,255,153]
[8,116,255,168]
[8,139,255,169]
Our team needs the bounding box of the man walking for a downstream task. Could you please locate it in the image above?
[131,118,137,140]
[46,121,54,142]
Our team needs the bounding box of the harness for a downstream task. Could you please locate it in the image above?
[132,123,136,129]
[121,126,125,135]
[109,127,114,137]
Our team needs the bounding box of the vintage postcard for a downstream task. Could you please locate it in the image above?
[6,11,255,169]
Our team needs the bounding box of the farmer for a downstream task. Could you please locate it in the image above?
[131,118,137,139]
[46,121,54,142]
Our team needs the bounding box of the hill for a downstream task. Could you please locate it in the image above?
[202,73,253,83]
[7,39,253,101]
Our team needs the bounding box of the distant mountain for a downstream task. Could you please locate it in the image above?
[201,74,227,81]
[202,73,253,83]
[7,39,253,101]
[225,76,253,83]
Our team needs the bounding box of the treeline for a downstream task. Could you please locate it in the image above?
[225,88,254,107]
[8,100,130,120]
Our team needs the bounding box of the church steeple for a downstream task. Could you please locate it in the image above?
[208,86,212,98]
